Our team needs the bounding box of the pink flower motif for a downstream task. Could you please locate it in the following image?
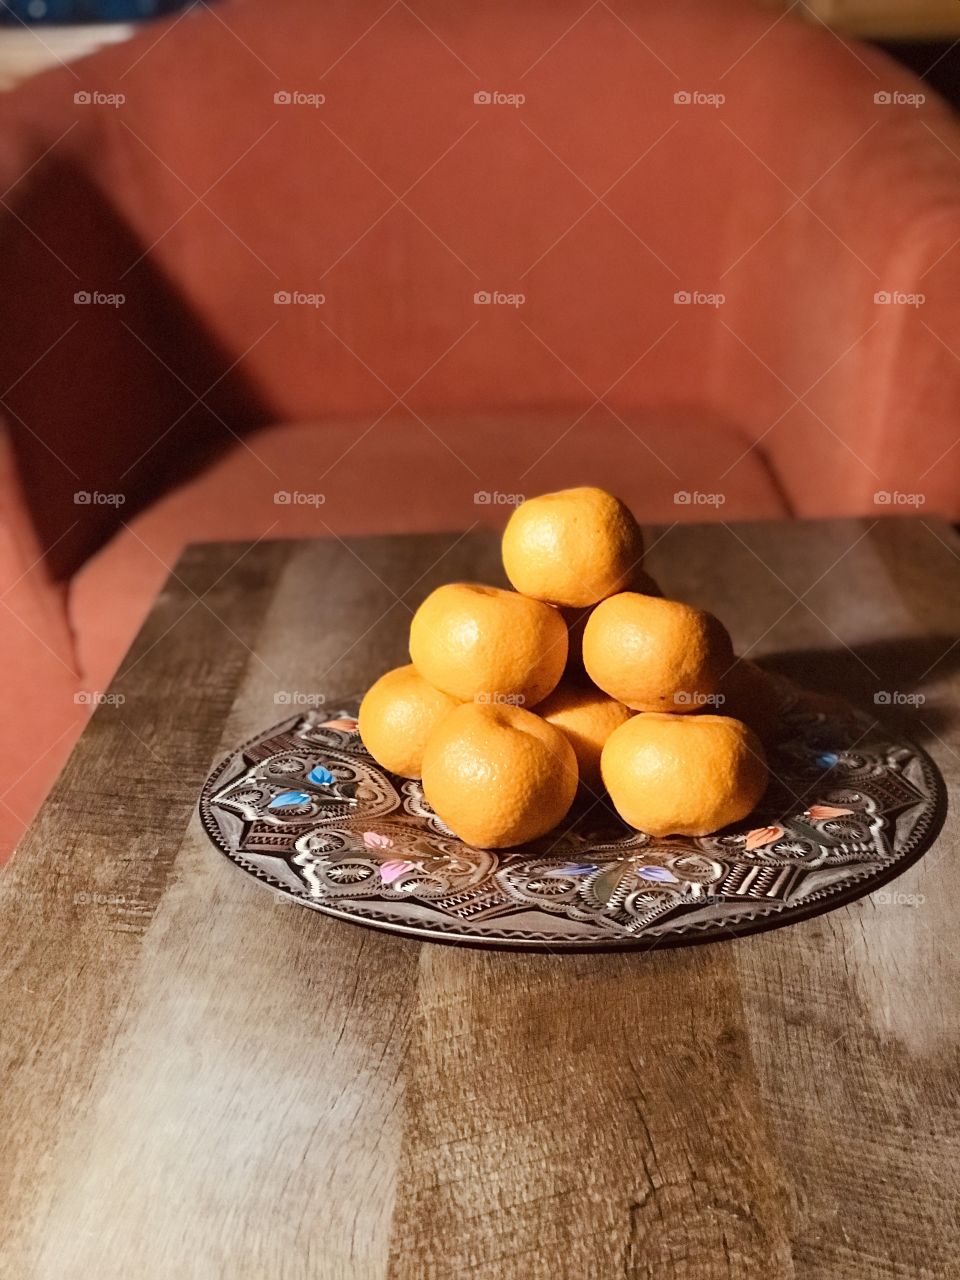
[379,859,414,885]
[363,831,393,849]
[806,804,854,821]
[744,824,785,852]
[322,718,359,732]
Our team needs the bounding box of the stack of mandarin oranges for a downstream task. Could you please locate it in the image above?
[358,487,778,849]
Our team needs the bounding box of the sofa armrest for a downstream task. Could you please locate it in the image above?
[709,28,960,517]
[0,428,84,860]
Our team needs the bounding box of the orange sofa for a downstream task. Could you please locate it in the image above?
[1,0,959,860]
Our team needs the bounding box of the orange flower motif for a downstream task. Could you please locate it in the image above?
[744,824,785,851]
[322,718,359,732]
[806,804,854,821]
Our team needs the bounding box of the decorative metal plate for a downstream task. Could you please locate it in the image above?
[198,683,946,950]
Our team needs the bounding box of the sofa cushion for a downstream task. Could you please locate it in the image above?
[71,409,787,693]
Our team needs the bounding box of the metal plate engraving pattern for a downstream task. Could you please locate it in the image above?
[199,687,945,950]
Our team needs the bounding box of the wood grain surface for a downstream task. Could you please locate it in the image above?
[1,518,958,1280]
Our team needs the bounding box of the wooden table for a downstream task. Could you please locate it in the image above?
[754,0,960,39]
[0,25,133,92]
[1,517,958,1279]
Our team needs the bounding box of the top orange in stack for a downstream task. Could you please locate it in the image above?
[359,487,776,848]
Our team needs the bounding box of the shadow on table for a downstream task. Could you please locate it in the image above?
[762,636,959,745]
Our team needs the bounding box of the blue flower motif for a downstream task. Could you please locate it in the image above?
[307,765,336,786]
[268,790,311,809]
[636,865,679,883]
[543,863,597,878]
[816,752,839,769]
